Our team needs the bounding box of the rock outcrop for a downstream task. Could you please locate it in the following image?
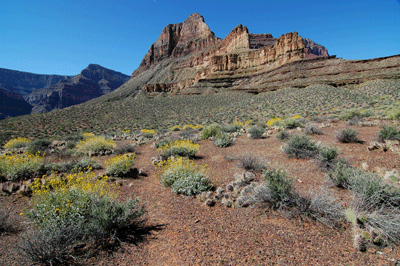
[115,13,330,98]
[0,87,32,118]
[26,64,129,113]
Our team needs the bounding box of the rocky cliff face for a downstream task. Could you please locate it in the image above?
[0,87,32,118]
[0,68,73,96]
[121,13,329,97]
[26,64,129,113]
[132,13,220,78]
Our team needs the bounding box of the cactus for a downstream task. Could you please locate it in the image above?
[345,209,357,224]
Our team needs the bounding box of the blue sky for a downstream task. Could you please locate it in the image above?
[1,0,400,75]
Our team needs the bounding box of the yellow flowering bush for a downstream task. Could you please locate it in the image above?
[25,171,144,256]
[245,120,254,126]
[160,157,212,196]
[0,152,44,181]
[233,121,244,128]
[157,139,199,158]
[169,125,182,131]
[141,129,157,138]
[81,132,95,138]
[105,153,136,177]
[283,115,304,129]
[75,136,116,156]
[182,124,203,131]
[4,137,32,150]
[267,117,284,127]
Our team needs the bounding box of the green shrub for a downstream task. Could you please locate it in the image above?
[349,171,400,207]
[75,135,116,155]
[336,128,360,143]
[283,117,304,129]
[282,135,319,159]
[200,124,221,139]
[221,124,239,133]
[160,158,212,196]
[305,125,324,135]
[263,168,293,203]
[247,125,264,139]
[378,125,400,142]
[23,171,144,264]
[341,109,373,121]
[114,143,135,155]
[0,152,45,181]
[27,139,52,154]
[328,161,353,188]
[45,161,76,173]
[237,153,264,172]
[319,146,339,162]
[276,130,291,141]
[105,153,136,177]
[213,133,232,148]
[71,157,101,173]
[157,139,199,158]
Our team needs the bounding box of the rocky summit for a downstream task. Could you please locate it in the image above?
[103,13,399,100]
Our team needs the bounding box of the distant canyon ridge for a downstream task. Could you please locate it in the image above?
[1,13,399,118]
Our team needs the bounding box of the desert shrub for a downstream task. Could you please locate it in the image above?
[27,139,52,154]
[233,121,244,129]
[45,161,76,173]
[75,136,116,156]
[141,129,157,138]
[157,139,199,158]
[105,153,135,177]
[276,130,291,141]
[263,167,294,204]
[200,124,221,139]
[237,153,264,172]
[341,109,373,121]
[378,125,400,142]
[20,223,81,266]
[23,171,144,264]
[0,152,45,181]
[0,209,16,233]
[61,134,84,142]
[182,124,203,131]
[305,124,324,135]
[266,117,283,127]
[318,146,339,162]
[4,137,32,150]
[247,125,264,139]
[336,128,360,143]
[160,158,212,196]
[349,171,400,208]
[282,135,319,159]
[114,143,135,155]
[169,125,182,131]
[71,157,101,173]
[387,109,400,120]
[283,116,304,129]
[328,161,353,188]
[179,127,197,140]
[213,133,232,148]
[318,145,339,171]
[154,139,171,149]
[221,124,239,133]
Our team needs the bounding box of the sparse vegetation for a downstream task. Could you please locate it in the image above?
[336,128,360,143]
[282,135,319,159]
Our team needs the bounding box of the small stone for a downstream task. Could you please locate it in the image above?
[205,199,215,207]
[226,184,234,191]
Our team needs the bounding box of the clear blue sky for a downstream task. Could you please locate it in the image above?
[1,0,400,76]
